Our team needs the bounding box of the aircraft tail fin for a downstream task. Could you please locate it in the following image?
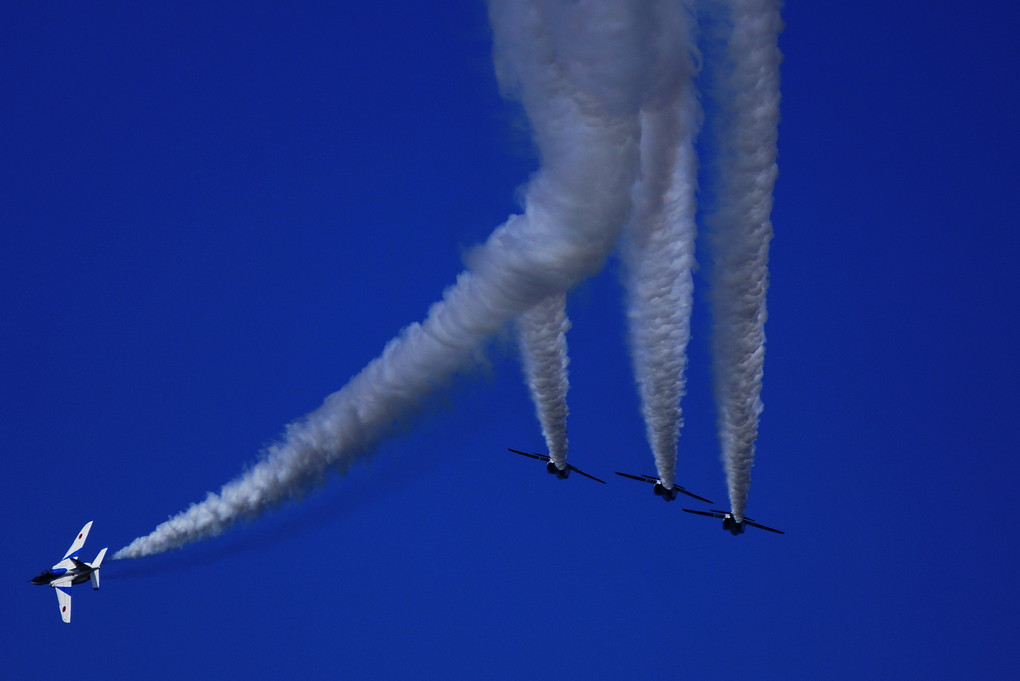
[90,547,108,568]
[89,548,108,590]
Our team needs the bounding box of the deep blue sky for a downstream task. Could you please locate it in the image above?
[3,2,1017,679]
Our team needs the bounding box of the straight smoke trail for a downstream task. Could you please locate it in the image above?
[703,0,782,521]
[621,2,701,489]
[623,127,700,489]
[115,0,691,559]
[515,294,571,468]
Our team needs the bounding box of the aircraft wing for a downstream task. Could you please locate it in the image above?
[614,472,657,484]
[55,586,72,623]
[508,448,550,462]
[63,521,93,560]
[567,464,607,484]
[676,487,714,504]
[744,519,785,534]
[682,508,728,519]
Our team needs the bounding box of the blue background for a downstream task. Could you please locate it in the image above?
[3,2,1017,679]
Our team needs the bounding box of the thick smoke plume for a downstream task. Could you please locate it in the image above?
[621,1,701,489]
[115,0,695,559]
[703,0,782,521]
[515,294,571,468]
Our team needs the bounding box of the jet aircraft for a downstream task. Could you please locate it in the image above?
[682,508,785,535]
[509,448,607,483]
[614,471,713,503]
[31,521,107,622]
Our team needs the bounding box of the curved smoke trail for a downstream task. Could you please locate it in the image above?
[115,0,691,559]
[515,294,571,468]
[620,2,701,490]
[703,0,782,521]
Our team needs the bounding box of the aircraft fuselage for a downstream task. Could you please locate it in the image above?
[545,461,570,479]
[32,562,96,587]
[721,515,746,535]
[652,481,678,501]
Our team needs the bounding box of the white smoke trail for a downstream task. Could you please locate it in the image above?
[622,124,701,489]
[702,0,782,521]
[515,294,571,468]
[620,2,701,490]
[115,0,687,559]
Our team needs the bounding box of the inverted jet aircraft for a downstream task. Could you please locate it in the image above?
[682,508,785,535]
[614,471,713,503]
[31,521,108,622]
[509,448,607,483]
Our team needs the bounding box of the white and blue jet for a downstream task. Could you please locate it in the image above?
[31,521,107,622]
